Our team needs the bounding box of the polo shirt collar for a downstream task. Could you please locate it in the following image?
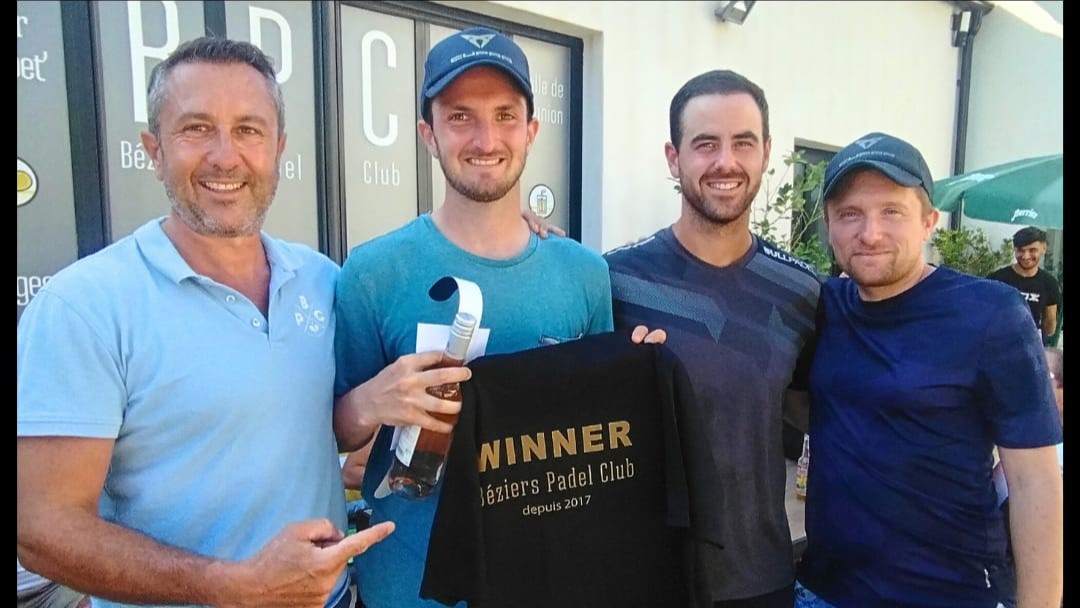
[134,217,301,284]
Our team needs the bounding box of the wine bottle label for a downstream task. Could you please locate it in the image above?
[396,424,421,466]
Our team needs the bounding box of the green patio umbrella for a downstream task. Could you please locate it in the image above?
[932,154,1063,229]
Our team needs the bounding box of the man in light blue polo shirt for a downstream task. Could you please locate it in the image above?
[16,37,393,608]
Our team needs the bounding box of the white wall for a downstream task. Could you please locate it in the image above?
[962,0,1063,248]
[444,0,959,252]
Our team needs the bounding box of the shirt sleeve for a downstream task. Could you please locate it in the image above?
[1045,272,1061,307]
[17,290,125,438]
[974,290,1063,449]
[587,261,615,334]
[333,255,391,397]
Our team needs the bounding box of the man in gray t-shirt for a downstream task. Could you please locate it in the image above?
[605,69,820,608]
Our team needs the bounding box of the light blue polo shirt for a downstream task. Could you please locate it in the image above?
[17,218,348,608]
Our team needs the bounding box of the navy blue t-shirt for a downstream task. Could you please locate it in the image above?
[800,267,1062,608]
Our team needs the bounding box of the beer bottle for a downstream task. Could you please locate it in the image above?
[795,434,810,500]
[389,312,477,499]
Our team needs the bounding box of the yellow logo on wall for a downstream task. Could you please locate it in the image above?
[17,157,38,207]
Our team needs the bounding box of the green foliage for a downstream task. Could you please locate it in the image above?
[929,227,1013,278]
[751,151,831,275]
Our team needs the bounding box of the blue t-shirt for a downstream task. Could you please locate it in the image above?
[605,228,821,601]
[800,267,1062,608]
[334,215,613,608]
[17,218,349,608]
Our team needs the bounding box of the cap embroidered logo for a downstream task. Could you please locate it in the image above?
[854,136,883,150]
[462,33,496,49]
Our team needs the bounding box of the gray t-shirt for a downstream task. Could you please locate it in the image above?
[605,228,820,602]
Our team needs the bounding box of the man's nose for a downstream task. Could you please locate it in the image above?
[206,131,242,170]
[471,120,497,152]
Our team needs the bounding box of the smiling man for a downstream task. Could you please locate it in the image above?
[987,226,1060,345]
[795,133,1062,608]
[332,28,613,608]
[605,70,822,608]
[17,37,393,608]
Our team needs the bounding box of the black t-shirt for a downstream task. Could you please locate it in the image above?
[421,331,691,608]
[987,266,1060,331]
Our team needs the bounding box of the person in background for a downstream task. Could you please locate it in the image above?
[17,37,392,608]
[987,226,1060,345]
[795,132,1063,608]
[606,69,821,608]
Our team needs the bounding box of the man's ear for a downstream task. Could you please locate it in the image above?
[140,130,165,181]
[525,117,540,155]
[417,119,438,158]
[664,142,680,179]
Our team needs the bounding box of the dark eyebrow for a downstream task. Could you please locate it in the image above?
[732,130,760,143]
[688,133,719,146]
[443,103,521,114]
[688,130,760,146]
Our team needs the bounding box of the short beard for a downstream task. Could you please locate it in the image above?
[165,182,271,238]
[680,174,758,227]
[435,139,522,203]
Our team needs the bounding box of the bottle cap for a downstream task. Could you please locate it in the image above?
[446,312,477,360]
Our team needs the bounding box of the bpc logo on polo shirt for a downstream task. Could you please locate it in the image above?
[294,294,328,336]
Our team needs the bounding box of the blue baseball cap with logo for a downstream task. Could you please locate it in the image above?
[420,27,534,121]
[822,132,935,202]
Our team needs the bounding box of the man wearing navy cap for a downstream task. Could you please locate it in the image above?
[332,28,615,608]
[793,133,1063,608]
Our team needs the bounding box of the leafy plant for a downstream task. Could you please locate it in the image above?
[929,227,1012,278]
[751,151,831,275]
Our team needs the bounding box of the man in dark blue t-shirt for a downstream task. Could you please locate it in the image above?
[794,133,1063,608]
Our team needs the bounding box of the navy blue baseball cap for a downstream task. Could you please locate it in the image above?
[420,27,534,121]
[822,132,935,202]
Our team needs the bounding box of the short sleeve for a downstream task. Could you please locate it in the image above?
[587,266,615,334]
[333,254,390,397]
[1045,273,1061,307]
[974,292,1062,448]
[17,290,125,438]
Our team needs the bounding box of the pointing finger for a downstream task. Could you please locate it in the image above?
[327,521,396,562]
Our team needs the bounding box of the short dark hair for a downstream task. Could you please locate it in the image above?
[147,36,284,137]
[669,70,770,149]
[1012,226,1048,248]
